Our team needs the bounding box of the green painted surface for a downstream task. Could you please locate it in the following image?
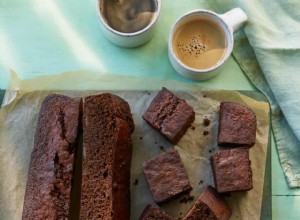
[272,196,300,220]
[0,0,255,91]
[0,0,299,219]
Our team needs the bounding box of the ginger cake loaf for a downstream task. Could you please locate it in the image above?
[22,94,82,219]
[80,93,134,219]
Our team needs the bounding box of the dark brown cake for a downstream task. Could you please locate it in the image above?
[211,148,253,193]
[142,87,195,144]
[139,204,180,220]
[80,93,134,220]
[217,102,256,147]
[184,186,231,220]
[22,94,81,219]
[142,149,192,203]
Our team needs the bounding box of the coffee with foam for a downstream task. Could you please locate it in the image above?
[172,18,227,70]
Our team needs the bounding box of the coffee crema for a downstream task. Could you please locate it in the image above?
[101,0,157,33]
[172,18,227,70]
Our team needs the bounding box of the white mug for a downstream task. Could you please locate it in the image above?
[97,0,161,48]
[168,8,248,81]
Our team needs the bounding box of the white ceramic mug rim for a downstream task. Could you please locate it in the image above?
[168,9,234,73]
[97,0,161,37]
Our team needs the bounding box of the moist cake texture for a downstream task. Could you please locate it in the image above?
[22,94,81,219]
[80,93,134,219]
[217,102,256,147]
[139,204,180,220]
[211,148,253,193]
[142,87,195,144]
[184,186,231,220]
[142,149,192,203]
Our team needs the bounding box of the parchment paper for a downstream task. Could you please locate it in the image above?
[0,71,269,220]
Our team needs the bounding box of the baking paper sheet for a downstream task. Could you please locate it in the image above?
[0,71,269,220]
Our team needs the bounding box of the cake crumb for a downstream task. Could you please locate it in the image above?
[179,197,188,203]
[199,180,203,185]
[203,131,209,136]
[159,146,165,151]
[188,195,194,201]
[191,125,196,130]
[203,118,210,127]
[179,194,194,203]
[134,179,139,186]
[139,136,143,140]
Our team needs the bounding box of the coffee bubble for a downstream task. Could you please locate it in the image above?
[176,34,208,58]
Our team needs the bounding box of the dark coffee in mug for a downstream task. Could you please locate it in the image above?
[101,0,157,33]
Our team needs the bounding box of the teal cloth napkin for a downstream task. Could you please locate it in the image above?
[209,0,300,187]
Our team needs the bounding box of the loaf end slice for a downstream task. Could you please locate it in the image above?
[22,94,81,219]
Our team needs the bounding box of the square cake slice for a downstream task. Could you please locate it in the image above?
[139,204,180,220]
[211,148,253,193]
[142,149,192,203]
[184,186,231,220]
[142,87,195,144]
[217,102,256,147]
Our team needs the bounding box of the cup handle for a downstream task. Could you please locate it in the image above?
[220,8,248,32]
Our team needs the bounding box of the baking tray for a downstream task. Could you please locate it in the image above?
[0,89,271,219]
[239,91,271,220]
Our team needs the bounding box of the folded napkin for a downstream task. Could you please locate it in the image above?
[209,0,300,187]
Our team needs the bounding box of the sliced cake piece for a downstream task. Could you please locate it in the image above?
[142,87,195,144]
[217,102,256,147]
[142,149,192,203]
[211,148,253,193]
[184,186,231,220]
[80,93,134,220]
[22,94,81,219]
[139,204,180,220]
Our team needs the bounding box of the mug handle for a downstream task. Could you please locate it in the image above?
[220,8,248,32]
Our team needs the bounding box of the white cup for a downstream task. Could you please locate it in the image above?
[97,0,161,48]
[168,8,247,81]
